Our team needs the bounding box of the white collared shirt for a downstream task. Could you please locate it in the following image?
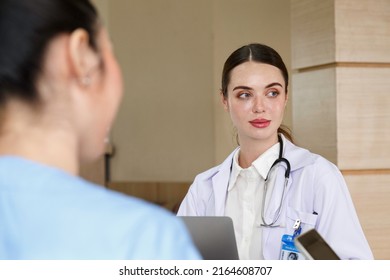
[225,143,280,260]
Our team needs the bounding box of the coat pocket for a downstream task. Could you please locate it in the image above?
[285,206,318,233]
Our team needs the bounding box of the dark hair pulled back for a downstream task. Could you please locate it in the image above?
[0,0,99,104]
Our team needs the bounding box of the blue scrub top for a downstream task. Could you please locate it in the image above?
[0,156,201,260]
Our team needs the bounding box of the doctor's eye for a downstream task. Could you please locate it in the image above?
[266,90,279,98]
[238,92,251,99]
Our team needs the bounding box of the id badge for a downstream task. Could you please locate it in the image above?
[279,234,305,260]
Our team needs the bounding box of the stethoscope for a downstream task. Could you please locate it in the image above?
[260,134,291,227]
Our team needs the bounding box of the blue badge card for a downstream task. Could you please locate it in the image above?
[279,234,305,260]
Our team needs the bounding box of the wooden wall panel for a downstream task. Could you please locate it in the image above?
[337,67,390,169]
[344,173,390,259]
[335,0,390,63]
[291,0,335,69]
[292,0,390,260]
[292,68,337,163]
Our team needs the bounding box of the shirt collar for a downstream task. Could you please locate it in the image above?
[227,149,242,191]
[252,142,280,179]
[227,142,280,191]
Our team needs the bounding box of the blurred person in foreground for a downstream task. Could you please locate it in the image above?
[0,0,200,260]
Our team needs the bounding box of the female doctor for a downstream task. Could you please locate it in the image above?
[177,43,373,260]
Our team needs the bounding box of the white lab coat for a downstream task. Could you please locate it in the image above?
[178,136,374,260]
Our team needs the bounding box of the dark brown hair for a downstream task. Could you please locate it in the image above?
[0,0,99,104]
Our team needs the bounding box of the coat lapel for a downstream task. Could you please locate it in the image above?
[211,148,237,216]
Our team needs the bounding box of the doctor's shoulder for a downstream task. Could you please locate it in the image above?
[292,146,348,191]
[188,164,222,194]
[191,148,235,185]
[185,156,232,200]
[193,165,221,183]
[191,149,236,185]
[287,143,346,183]
[288,142,340,174]
[307,152,345,181]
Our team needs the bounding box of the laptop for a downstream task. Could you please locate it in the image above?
[180,216,239,260]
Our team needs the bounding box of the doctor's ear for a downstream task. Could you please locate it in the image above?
[220,91,229,112]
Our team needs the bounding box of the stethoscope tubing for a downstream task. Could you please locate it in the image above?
[227,134,291,227]
[261,135,291,227]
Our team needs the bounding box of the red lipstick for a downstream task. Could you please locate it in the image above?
[249,118,271,128]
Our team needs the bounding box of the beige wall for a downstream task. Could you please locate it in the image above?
[92,0,292,182]
[92,0,108,24]
[108,0,215,182]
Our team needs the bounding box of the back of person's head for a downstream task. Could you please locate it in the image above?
[0,0,99,105]
[0,0,123,166]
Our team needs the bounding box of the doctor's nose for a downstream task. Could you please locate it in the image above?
[252,96,266,114]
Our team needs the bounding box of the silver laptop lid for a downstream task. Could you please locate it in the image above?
[180,216,239,260]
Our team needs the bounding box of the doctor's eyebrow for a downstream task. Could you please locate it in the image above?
[232,83,284,92]
[233,86,253,91]
[265,82,284,89]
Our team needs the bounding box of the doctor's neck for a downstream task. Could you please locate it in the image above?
[238,134,279,169]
